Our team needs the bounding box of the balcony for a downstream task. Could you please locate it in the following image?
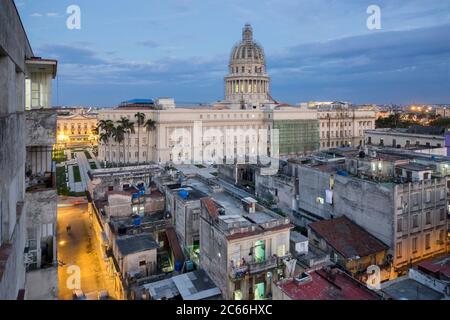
[230,255,282,280]
[248,256,278,274]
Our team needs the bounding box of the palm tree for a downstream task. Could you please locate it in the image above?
[144,118,157,163]
[99,132,109,166]
[135,112,146,164]
[112,125,126,166]
[97,119,115,164]
[117,117,135,164]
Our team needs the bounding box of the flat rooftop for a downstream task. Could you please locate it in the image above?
[244,211,278,224]
[142,270,221,300]
[115,233,159,256]
[290,231,308,243]
[397,162,434,172]
[174,186,208,202]
[381,277,444,300]
[172,270,221,300]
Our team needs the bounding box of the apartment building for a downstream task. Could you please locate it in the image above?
[199,190,293,300]
[289,147,449,275]
[308,102,376,150]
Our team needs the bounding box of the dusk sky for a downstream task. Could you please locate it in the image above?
[15,0,450,107]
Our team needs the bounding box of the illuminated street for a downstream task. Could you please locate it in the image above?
[57,202,116,300]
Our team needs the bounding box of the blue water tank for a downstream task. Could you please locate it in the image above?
[131,193,139,200]
[133,216,141,226]
[185,260,194,272]
[175,261,183,272]
[337,170,349,177]
[179,189,189,200]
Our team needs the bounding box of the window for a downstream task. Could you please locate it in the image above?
[31,81,41,107]
[412,215,419,228]
[139,261,146,266]
[426,190,431,202]
[440,189,445,200]
[425,212,431,225]
[425,234,431,250]
[396,242,402,258]
[412,193,419,206]
[440,208,446,221]
[397,218,403,232]
[412,237,418,253]
[439,230,445,243]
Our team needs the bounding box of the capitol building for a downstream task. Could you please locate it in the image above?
[97,24,375,165]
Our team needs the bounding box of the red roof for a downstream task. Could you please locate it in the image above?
[201,198,219,218]
[166,227,184,263]
[418,255,450,279]
[277,268,380,300]
[308,216,388,259]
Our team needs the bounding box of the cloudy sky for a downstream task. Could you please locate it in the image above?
[15,0,450,107]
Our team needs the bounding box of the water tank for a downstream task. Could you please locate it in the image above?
[185,260,194,272]
[133,216,141,226]
[178,189,189,200]
[174,261,183,272]
[131,193,139,200]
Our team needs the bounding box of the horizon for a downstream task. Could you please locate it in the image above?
[15,0,450,107]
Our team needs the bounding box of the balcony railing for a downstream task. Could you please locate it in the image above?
[230,255,285,279]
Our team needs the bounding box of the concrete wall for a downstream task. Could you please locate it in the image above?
[0,0,33,300]
[175,199,201,252]
[200,208,229,298]
[119,249,157,277]
[25,110,56,146]
[255,172,295,213]
[24,189,57,269]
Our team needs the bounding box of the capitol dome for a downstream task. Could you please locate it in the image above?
[230,24,265,68]
[224,24,272,109]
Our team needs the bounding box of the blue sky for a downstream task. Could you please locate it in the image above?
[15,0,450,107]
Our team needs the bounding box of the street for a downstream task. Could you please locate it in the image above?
[57,202,116,300]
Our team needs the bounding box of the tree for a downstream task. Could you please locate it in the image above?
[375,113,418,129]
[144,119,157,163]
[135,112,146,164]
[118,117,135,164]
[112,125,125,166]
[99,132,109,166]
[97,119,115,164]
